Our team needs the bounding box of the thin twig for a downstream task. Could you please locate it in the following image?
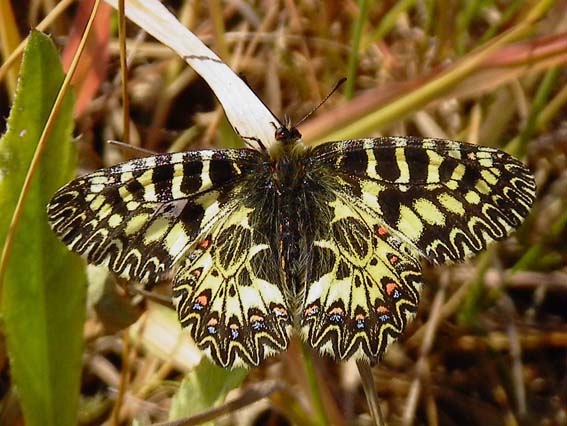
[118,0,130,145]
[111,2,132,423]
[152,382,283,426]
[107,139,157,156]
[403,272,449,425]
[356,361,386,426]
[499,295,527,416]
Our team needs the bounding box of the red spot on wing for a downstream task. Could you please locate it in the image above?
[273,306,288,318]
[385,282,399,296]
[388,255,399,265]
[376,306,390,314]
[304,304,320,317]
[197,238,211,249]
[196,294,209,306]
[250,314,264,323]
[377,226,388,236]
[329,307,345,316]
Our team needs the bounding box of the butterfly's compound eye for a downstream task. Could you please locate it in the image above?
[289,127,302,142]
[274,126,289,141]
[274,126,302,145]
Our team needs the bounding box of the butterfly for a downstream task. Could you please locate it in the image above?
[47,121,535,368]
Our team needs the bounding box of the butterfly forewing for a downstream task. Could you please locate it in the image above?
[47,149,263,286]
[311,137,536,265]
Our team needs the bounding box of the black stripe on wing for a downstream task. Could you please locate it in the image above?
[47,149,264,286]
[309,137,536,264]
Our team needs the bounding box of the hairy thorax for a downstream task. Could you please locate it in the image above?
[267,146,331,297]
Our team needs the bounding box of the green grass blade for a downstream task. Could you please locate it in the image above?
[0,31,86,426]
[507,67,561,158]
[455,0,484,55]
[367,0,416,45]
[345,0,371,99]
[301,344,329,426]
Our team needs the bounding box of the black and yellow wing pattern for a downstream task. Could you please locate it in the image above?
[298,136,535,362]
[312,137,535,264]
[48,150,260,286]
[47,133,535,368]
[172,201,292,368]
[299,191,423,362]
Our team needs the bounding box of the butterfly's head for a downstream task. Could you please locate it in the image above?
[274,124,302,146]
[272,78,345,152]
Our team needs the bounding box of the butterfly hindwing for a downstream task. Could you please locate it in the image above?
[172,203,292,368]
[47,149,263,286]
[310,137,536,264]
[300,190,423,363]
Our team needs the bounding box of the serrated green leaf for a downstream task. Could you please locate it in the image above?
[0,31,86,426]
[169,359,248,423]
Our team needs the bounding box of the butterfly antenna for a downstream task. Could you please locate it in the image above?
[107,140,157,157]
[293,77,347,128]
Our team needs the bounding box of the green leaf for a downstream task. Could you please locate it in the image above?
[0,31,86,426]
[169,359,248,423]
